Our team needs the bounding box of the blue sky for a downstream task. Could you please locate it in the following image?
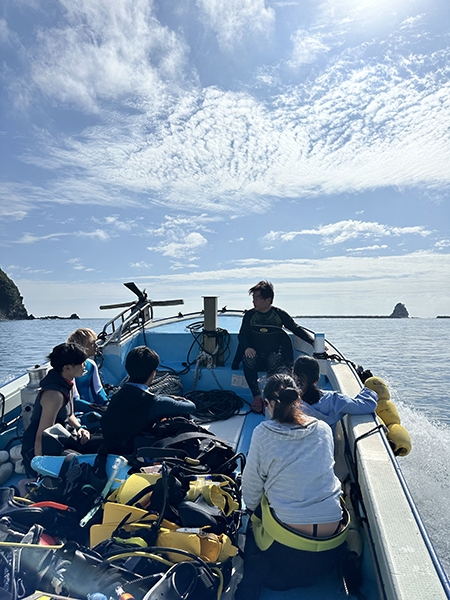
[1,0,449,318]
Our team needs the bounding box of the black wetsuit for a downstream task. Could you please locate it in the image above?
[232,307,314,397]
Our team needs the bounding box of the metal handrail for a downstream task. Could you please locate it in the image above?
[97,282,184,349]
[98,300,152,345]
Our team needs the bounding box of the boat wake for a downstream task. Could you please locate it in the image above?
[397,401,450,577]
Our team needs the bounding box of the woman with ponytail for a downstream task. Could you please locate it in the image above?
[236,374,348,598]
[294,355,377,431]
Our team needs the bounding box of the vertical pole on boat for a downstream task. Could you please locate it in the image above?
[203,296,218,361]
[313,333,327,358]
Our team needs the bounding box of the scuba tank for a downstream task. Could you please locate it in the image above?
[20,364,48,431]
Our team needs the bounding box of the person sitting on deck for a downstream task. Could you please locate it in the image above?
[232,280,314,413]
[101,346,196,456]
[22,343,103,477]
[67,328,108,408]
[293,355,377,431]
[235,374,348,600]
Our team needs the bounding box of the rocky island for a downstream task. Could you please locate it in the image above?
[295,302,410,319]
[0,268,79,320]
[0,268,29,320]
[389,303,409,318]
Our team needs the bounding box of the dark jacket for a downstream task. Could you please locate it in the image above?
[101,383,196,455]
[101,384,155,455]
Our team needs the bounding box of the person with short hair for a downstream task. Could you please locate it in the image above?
[22,343,101,476]
[232,281,314,413]
[67,328,108,406]
[101,346,196,455]
[236,374,348,599]
[293,355,377,430]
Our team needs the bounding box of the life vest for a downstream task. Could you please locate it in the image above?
[249,325,293,361]
[251,495,349,553]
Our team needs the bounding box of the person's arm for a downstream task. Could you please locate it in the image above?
[90,361,109,404]
[238,311,254,349]
[149,395,196,422]
[240,310,259,358]
[67,412,91,443]
[322,388,378,422]
[338,388,378,415]
[34,390,64,456]
[232,311,254,368]
[242,428,266,512]
[278,309,314,345]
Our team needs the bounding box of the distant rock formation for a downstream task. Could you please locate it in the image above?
[31,314,80,320]
[0,269,29,320]
[389,303,409,318]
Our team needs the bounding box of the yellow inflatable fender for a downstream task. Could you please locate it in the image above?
[383,422,412,457]
[364,376,411,457]
[364,376,390,400]
[375,400,400,427]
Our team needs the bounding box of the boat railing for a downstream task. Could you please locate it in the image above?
[97,300,151,345]
[97,283,184,348]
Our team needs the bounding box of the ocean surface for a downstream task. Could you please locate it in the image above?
[1,317,449,576]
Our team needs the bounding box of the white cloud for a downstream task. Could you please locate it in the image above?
[4,17,449,218]
[288,30,332,67]
[263,220,432,245]
[99,215,141,232]
[67,258,96,272]
[144,214,218,261]
[148,231,207,259]
[196,0,275,52]
[347,244,389,252]
[20,0,190,114]
[14,229,109,244]
[130,261,153,269]
[15,232,71,244]
[170,261,200,270]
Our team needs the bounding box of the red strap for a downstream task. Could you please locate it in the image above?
[31,501,74,512]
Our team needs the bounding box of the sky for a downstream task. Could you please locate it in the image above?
[1,0,449,319]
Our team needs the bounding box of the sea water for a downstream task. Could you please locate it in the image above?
[1,317,449,575]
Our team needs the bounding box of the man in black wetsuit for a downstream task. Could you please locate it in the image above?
[232,281,314,413]
[101,346,195,455]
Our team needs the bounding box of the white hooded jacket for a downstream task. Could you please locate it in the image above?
[242,418,342,525]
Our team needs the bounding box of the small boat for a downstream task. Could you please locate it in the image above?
[0,282,449,600]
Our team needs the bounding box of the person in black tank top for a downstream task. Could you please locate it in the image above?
[22,343,102,476]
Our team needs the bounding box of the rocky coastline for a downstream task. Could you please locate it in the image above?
[0,268,29,320]
[0,268,79,320]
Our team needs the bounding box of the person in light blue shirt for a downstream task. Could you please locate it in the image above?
[293,355,377,430]
[68,328,109,408]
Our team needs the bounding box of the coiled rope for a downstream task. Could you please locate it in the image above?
[185,389,247,423]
